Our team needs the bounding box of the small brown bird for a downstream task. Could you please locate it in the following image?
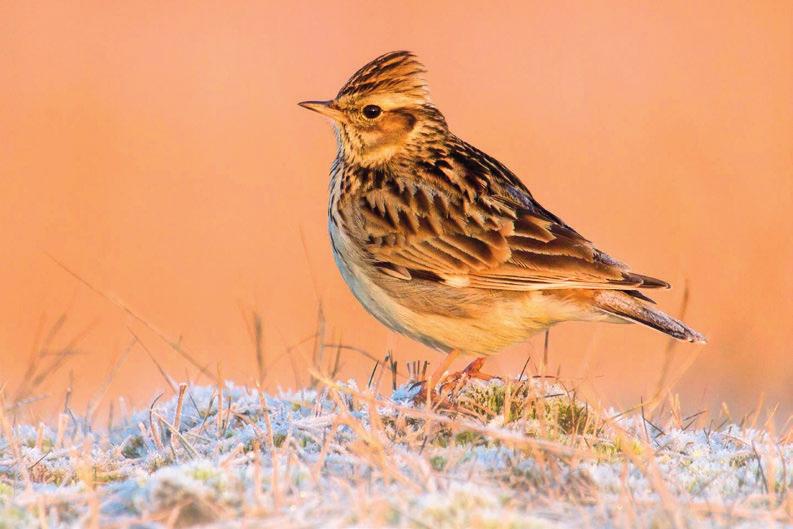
[299,51,705,386]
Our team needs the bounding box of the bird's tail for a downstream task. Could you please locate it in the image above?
[593,290,706,343]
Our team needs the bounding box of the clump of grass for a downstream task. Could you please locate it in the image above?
[0,371,791,528]
[450,378,598,435]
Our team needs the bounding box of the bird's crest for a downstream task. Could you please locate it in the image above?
[337,51,430,104]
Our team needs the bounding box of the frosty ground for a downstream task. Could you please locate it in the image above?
[1,375,792,528]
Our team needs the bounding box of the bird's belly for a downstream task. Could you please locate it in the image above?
[329,221,417,339]
[329,221,590,355]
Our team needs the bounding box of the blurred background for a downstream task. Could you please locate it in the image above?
[1,1,791,421]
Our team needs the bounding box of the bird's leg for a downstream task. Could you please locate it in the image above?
[426,349,461,388]
[427,357,498,400]
[460,357,498,381]
[410,350,461,403]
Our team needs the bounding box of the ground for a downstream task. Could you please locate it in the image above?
[1,374,792,528]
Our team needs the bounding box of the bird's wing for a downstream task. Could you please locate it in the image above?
[359,149,668,292]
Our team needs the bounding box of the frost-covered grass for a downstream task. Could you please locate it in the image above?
[1,375,792,528]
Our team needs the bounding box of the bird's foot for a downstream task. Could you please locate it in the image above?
[459,357,499,382]
[407,357,498,405]
[407,375,451,406]
[441,358,500,388]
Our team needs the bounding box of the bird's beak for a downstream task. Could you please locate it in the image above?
[298,100,344,121]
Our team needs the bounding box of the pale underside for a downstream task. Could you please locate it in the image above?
[331,222,618,356]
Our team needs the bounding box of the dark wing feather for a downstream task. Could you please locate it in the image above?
[359,139,669,292]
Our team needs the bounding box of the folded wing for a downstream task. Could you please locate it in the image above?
[359,145,669,292]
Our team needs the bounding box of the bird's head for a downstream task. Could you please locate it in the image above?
[299,51,447,166]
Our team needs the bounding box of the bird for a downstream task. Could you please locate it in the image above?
[299,51,705,389]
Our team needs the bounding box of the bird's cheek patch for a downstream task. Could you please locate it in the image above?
[366,113,416,150]
[382,112,417,137]
[390,110,417,133]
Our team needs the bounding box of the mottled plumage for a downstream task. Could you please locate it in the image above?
[300,51,704,371]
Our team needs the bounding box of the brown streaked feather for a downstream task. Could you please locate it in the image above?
[337,51,429,102]
[350,142,670,293]
[593,290,705,343]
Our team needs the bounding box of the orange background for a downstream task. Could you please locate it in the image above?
[1,2,791,420]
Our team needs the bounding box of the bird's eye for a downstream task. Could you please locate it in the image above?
[362,105,382,119]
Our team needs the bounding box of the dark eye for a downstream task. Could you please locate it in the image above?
[362,104,382,119]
